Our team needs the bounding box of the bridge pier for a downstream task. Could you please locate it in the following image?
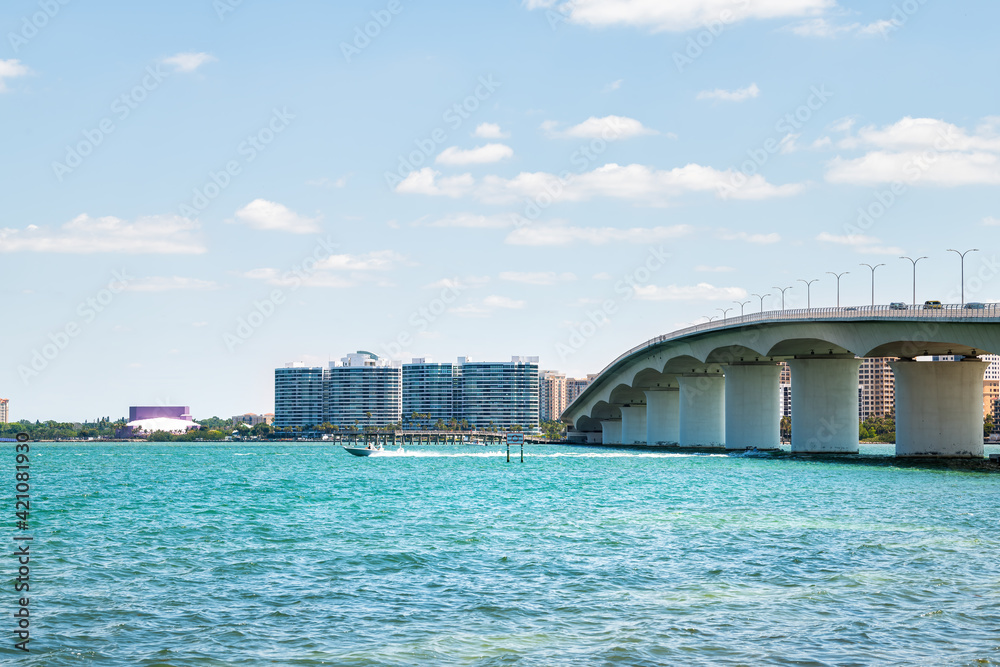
[644,389,679,445]
[788,357,862,453]
[724,363,781,450]
[586,431,602,444]
[619,405,647,444]
[891,359,987,457]
[601,419,622,445]
[678,374,725,447]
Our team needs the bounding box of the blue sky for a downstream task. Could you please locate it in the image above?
[2,0,998,421]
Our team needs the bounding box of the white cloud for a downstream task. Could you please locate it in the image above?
[232,199,321,234]
[436,143,514,165]
[715,230,782,244]
[983,217,1000,227]
[0,59,30,92]
[695,265,736,272]
[162,52,216,73]
[397,163,801,205]
[319,250,406,271]
[544,115,656,140]
[592,272,612,280]
[0,214,205,254]
[826,117,1000,186]
[473,123,509,139]
[506,224,692,246]
[483,295,525,309]
[603,79,623,92]
[816,232,904,255]
[306,176,348,189]
[449,294,525,317]
[788,17,899,38]
[424,276,490,290]
[395,169,475,197]
[696,83,760,102]
[634,283,748,301]
[524,0,833,32]
[242,251,406,289]
[419,212,519,229]
[125,277,221,292]
[242,268,354,288]
[500,271,577,285]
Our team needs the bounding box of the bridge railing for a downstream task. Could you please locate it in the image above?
[593,302,1000,390]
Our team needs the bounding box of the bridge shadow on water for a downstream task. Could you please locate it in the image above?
[561,443,1000,474]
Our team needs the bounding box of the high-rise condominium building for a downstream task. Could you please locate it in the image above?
[325,351,402,429]
[277,353,538,433]
[859,357,896,421]
[458,356,539,432]
[539,370,567,422]
[273,363,325,429]
[565,375,596,407]
[0,398,8,423]
[402,359,458,429]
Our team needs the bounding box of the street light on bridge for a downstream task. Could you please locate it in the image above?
[899,255,927,306]
[734,300,750,316]
[704,315,719,323]
[859,263,885,306]
[946,248,979,305]
[772,286,793,311]
[751,293,770,313]
[797,278,818,309]
[717,307,732,321]
[826,271,849,307]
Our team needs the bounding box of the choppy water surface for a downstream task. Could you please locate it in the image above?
[9,443,1000,666]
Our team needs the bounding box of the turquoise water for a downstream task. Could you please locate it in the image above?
[7,442,1000,666]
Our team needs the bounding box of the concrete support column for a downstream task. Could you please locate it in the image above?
[677,374,725,447]
[601,419,622,445]
[787,357,862,453]
[619,405,647,445]
[586,431,602,444]
[891,359,987,458]
[724,363,781,450]
[644,389,679,445]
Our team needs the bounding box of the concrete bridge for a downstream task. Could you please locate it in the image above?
[561,304,1000,458]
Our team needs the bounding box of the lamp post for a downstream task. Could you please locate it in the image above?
[705,315,718,323]
[717,307,732,321]
[899,255,927,306]
[751,293,770,313]
[734,300,750,316]
[797,278,818,309]
[772,286,792,311]
[826,271,848,307]
[859,263,884,306]
[946,248,979,305]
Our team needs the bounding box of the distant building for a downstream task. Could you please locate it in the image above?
[779,383,791,419]
[984,380,999,421]
[276,353,538,433]
[859,357,896,421]
[402,359,458,429]
[121,406,199,437]
[983,354,1000,381]
[565,375,596,407]
[539,370,567,422]
[458,356,539,432]
[274,363,325,429]
[326,351,402,429]
[0,398,7,423]
[232,413,274,426]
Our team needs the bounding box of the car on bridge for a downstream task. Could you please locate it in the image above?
[923,300,943,309]
[965,302,986,309]
[889,302,908,310]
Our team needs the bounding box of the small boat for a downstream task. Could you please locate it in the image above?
[344,445,382,457]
